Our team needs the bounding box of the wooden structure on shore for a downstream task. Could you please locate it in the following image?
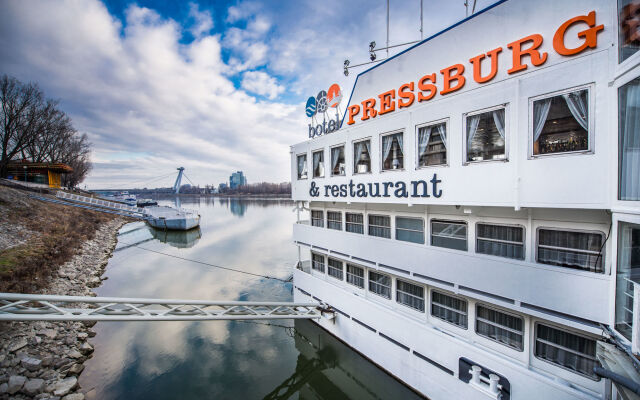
[5,162,73,189]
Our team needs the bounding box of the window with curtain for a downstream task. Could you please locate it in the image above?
[312,150,324,178]
[532,88,589,156]
[346,212,364,234]
[615,222,640,341]
[331,145,345,176]
[368,214,391,238]
[346,264,364,288]
[381,132,404,170]
[396,217,424,244]
[431,291,468,329]
[619,0,640,63]
[619,77,640,201]
[353,140,371,174]
[418,123,447,167]
[431,220,467,251]
[465,108,506,162]
[311,253,325,272]
[476,304,524,350]
[534,324,598,379]
[536,229,604,273]
[327,211,342,230]
[396,280,424,311]
[369,271,391,299]
[328,258,344,280]
[476,223,525,260]
[297,154,307,179]
[311,210,324,227]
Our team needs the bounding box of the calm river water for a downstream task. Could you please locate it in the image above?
[80,197,423,400]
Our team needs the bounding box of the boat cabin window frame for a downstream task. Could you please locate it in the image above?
[368,214,392,239]
[431,289,468,329]
[416,118,449,169]
[476,222,526,261]
[395,216,425,244]
[296,153,308,180]
[535,227,606,273]
[475,303,525,352]
[311,209,324,227]
[430,219,468,251]
[533,321,600,380]
[380,129,405,172]
[327,257,344,281]
[327,210,343,231]
[311,252,325,273]
[311,148,325,178]
[368,270,392,300]
[330,143,346,177]
[345,212,365,234]
[619,0,640,64]
[462,104,509,165]
[346,263,365,289]
[353,138,372,175]
[396,278,425,312]
[528,84,594,159]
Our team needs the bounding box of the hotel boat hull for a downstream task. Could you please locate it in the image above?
[290,1,640,399]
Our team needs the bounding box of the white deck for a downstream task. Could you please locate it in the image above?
[144,206,200,231]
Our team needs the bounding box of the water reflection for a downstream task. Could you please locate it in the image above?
[150,226,201,248]
[80,198,419,400]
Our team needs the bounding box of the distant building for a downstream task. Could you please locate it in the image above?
[229,171,247,189]
[218,183,228,192]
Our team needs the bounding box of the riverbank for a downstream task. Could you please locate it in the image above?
[0,185,127,399]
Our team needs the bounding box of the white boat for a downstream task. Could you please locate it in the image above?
[144,206,200,231]
[290,1,640,399]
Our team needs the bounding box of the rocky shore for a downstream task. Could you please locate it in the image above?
[0,218,126,400]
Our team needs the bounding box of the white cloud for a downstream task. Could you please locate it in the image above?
[188,2,214,38]
[240,70,285,99]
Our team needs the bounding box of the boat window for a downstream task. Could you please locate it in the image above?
[327,258,344,280]
[418,123,447,167]
[297,154,308,180]
[431,290,468,329]
[536,228,604,273]
[381,132,404,171]
[396,217,424,244]
[431,220,467,251]
[476,223,524,260]
[368,214,391,239]
[311,210,324,227]
[311,253,325,273]
[619,77,640,201]
[465,107,506,162]
[532,88,590,156]
[327,211,342,230]
[312,150,324,178]
[353,139,371,174]
[331,145,346,176]
[534,323,598,379]
[615,222,640,341]
[346,264,365,288]
[619,0,640,63]
[369,271,391,299]
[476,304,524,351]
[396,279,424,312]
[346,212,364,234]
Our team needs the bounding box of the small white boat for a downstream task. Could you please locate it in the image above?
[144,206,200,231]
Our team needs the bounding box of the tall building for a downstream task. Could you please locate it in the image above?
[290,1,640,399]
[229,171,247,189]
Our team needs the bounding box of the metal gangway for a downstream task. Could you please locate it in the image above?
[0,293,326,321]
[56,191,145,214]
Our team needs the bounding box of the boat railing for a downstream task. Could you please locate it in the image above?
[296,260,311,274]
[56,191,145,214]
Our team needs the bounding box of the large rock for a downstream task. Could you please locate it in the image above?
[67,350,83,359]
[76,332,88,340]
[38,329,58,339]
[21,355,43,371]
[8,375,26,394]
[67,363,84,376]
[23,378,45,395]
[79,342,93,355]
[8,338,28,353]
[53,377,77,397]
[0,382,7,394]
[63,393,85,400]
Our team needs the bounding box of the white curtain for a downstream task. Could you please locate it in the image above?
[620,80,640,200]
[331,147,341,171]
[492,109,505,140]
[312,151,323,176]
[363,140,371,160]
[297,155,306,178]
[437,123,447,150]
[396,133,403,157]
[382,135,393,162]
[418,126,432,159]
[563,91,588,131]
[466,115,481,151]
[533,99,552,143]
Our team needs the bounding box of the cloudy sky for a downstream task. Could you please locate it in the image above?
[0,0,495,189]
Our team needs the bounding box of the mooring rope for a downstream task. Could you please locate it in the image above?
[117,240,291,283]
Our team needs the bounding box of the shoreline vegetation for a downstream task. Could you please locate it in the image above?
[0,184,127,399]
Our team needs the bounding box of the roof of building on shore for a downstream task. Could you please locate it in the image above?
[7,162,73,173]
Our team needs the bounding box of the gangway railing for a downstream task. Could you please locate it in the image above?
[0,293,324,321]
[56,191,145,214]
[31,195,146,219]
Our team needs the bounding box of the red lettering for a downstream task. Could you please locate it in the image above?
[553,11,603,56]
[440,64,466,95]
[469,47,503,83]
[361,99,377,121]
[507,34,547,74]
[417,74,437,102]
[378,89,396,115]
[398,82,415,108]
[347,104,360,125]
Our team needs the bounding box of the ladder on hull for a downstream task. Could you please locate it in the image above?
[0,293,324,322]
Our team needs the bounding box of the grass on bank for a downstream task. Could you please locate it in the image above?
[0,185,117,293]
